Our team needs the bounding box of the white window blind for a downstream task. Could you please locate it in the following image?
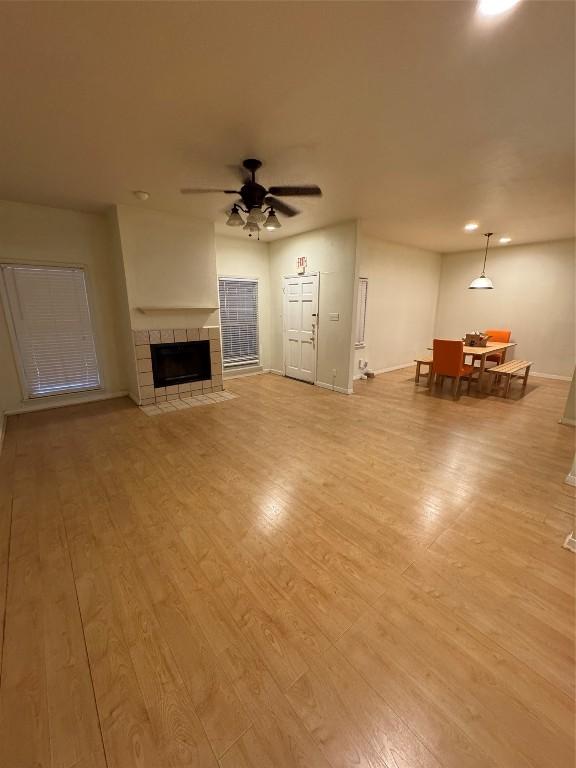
[0,264,101,398]
[355,277,368,347]
[218,277,259,368]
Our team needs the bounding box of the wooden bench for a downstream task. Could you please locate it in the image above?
[486,359,532,397]
[414,357,433,385]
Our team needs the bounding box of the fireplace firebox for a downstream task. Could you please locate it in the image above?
[151,340,211,388]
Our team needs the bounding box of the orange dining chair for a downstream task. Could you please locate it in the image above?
[484,328,512,364]
[432,339,478,399]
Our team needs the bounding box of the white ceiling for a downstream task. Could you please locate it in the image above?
[0,1,573,252]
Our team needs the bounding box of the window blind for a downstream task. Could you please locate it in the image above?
[218,277,259,368]
[0,264,101,398]
[355,277,368,346]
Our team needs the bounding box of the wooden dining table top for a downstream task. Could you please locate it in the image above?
[462,341,516,356]
[427,341,517,355]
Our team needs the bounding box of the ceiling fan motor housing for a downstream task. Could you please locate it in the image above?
[239,182,268,210]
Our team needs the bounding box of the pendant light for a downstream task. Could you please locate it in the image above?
[225,204,244,227]
[469,232,494,289]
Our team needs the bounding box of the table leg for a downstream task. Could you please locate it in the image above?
[479,355,486,392]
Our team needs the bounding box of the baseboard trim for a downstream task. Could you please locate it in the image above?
[224,366,265,380]
[559,417,576,427]
[352,365,571,382]
[354,362,415,381]
[5,390,129,416]
[315,381,354,395]
[267,368,284,376]
[531,371,572,381]
[565,472,576,487]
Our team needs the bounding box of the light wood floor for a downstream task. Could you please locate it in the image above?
[0,369,574,768]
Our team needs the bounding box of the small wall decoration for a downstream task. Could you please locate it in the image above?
[297,256,307,274]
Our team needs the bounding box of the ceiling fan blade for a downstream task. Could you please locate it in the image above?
[267,185,322,197]
[180,188,239,195]
[265,196,300,217]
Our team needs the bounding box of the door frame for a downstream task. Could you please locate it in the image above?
[281,272,320,381]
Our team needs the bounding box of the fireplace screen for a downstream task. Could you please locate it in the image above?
[151,340,211,387]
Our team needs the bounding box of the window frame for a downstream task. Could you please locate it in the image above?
[0,261,103,400]
[218,275,261,370]
[355,276,368,349]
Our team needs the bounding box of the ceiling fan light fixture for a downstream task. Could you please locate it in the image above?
[225,205,244,227]
[180,159,321,238]
[264,209,281,230]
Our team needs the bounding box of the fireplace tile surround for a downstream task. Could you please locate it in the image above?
[132,326,223,406]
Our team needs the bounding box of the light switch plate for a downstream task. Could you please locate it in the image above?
[328,312,340,321]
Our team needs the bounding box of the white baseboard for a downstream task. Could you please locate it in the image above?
[374,362,416,375]
[224,366,265,380]
[352,365,570,382]
[531,371,572,381]
[354,362,415,380]
[315,380,354,395]
[565,472,576,487]
[559,417,576,427]
[267,368,284,376]
[5,390,129,416]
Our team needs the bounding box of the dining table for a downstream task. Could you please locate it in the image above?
[427,340,517,386]
[462,341,517,377]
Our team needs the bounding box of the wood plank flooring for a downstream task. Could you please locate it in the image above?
[0,368,574,768]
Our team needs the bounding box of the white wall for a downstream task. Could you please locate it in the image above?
[114,204,219,331]
[435,239,575,377]
[269,221,358,393]
[354,232,441,375]
[215,235,271,372]
[0,200,128,414]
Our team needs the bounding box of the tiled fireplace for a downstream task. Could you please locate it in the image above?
[132,326,223,406]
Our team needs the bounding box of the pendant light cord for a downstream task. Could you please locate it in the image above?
[482,232,493,275]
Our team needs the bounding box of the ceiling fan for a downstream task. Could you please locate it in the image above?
[180,158,322,237]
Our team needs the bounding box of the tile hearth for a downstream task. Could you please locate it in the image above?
[132,326,223,406]
[140,389,236,416]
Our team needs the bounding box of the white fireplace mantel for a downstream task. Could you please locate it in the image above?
[137,305,219,313]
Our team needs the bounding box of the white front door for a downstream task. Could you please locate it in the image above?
[283,273,319,383]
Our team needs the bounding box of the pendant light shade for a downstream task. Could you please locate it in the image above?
[247,207,266,225]
[243,221,260,234]
[469,232,495,289]
[264,209,281,230]
[469,275,494,289]
[226,205,244,227]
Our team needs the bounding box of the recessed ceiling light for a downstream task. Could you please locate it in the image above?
[478,0,521,17]
[132,190,150,201]
[464,222,479,232]
[499,236,512,244]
